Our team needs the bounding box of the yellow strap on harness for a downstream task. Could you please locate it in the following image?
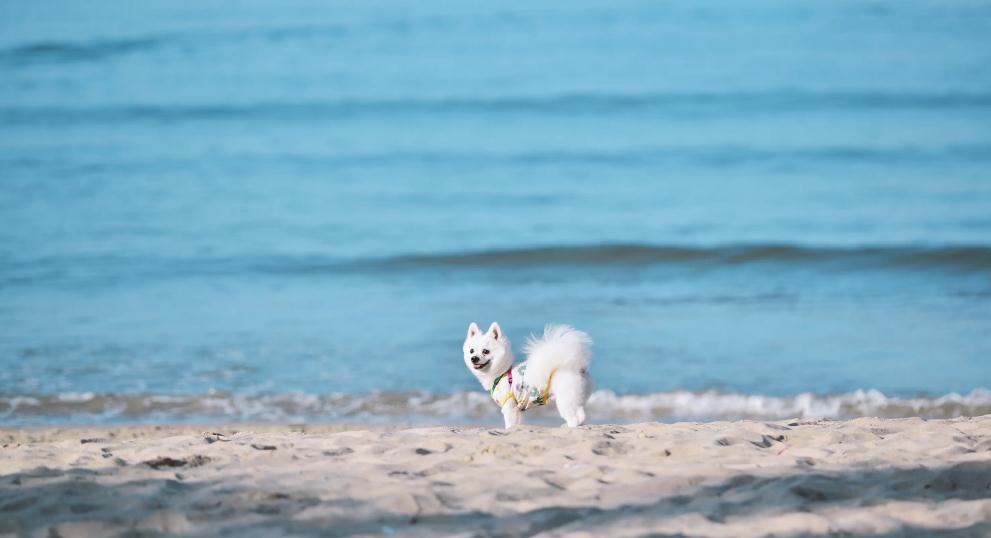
[542,368,557,402]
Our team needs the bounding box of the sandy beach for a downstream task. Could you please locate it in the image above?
[1,416,989,537]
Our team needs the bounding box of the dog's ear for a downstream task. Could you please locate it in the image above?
[467,322,480,338]
[487,322,502,340]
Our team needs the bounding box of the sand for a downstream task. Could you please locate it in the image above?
[1,416,989,537]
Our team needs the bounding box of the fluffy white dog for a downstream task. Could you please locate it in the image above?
[463,322,592,428]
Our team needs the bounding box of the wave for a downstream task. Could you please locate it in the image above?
[1,389,988,426]
[5,146,990,174]
[3,90,991,123]
[0,37,163,65]
[3,244,990,288]
[0,24,345,66]
[379,243,991,272]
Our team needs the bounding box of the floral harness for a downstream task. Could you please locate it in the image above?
[490,362,558,409]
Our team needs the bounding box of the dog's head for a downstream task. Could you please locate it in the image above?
[463,321,513,378]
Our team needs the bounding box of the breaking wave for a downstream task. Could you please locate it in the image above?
[1,389,988,426]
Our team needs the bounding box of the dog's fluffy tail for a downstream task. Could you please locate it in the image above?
[523,324,592,380]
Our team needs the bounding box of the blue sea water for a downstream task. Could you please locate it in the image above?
[1,0,990,425]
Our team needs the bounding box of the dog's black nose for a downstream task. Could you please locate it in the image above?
[470,356,480,364]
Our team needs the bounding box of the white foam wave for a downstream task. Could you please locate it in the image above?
[0,389,988,426]
[586,388,991,420]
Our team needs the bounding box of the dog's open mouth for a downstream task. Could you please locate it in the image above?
[472,360,490,370]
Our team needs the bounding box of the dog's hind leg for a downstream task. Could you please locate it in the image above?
[574,405,586,426]
[555,396,581,427]
[552,372,588,427]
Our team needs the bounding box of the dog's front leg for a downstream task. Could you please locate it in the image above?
[501,402,522,429]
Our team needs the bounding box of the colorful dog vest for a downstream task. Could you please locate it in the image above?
[490,362,557,409]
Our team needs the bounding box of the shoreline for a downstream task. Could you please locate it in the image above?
[3,386,990,429]
[2,416,990,537]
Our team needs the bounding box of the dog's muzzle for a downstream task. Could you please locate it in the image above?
[471,356,489,370]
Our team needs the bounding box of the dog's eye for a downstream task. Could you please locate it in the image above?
[469,349,474,354]
[482,349,490,355]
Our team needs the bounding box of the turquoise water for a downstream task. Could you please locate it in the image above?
[1,0,990,424]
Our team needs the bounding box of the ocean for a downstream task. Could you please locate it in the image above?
[1,0,990,425]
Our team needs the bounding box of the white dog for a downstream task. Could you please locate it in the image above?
[463,322,592,428]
